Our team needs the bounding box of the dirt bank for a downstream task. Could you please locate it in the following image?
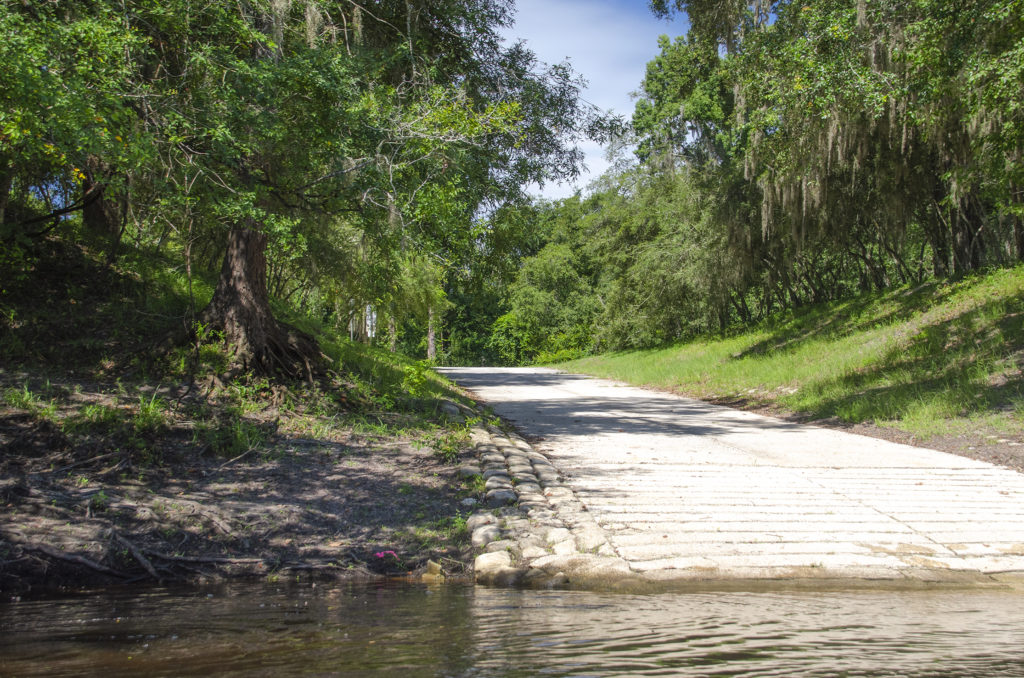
[0,375,478,597]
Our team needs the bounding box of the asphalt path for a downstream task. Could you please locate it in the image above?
[440,366,1024,584]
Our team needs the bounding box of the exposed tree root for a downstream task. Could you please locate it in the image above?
[13,538,130,579]
[111,530,160,581]
[197,227,325,382]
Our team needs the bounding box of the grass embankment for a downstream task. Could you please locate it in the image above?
[0,238,487,594]
[560,268,1024,465]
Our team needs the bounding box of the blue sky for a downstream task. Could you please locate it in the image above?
[502,0,686,199]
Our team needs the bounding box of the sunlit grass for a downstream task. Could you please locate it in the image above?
[559,266,1024,440]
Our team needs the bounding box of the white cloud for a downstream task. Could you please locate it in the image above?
[503,0,685,200]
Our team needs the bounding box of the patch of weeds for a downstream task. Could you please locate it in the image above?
[414,422,470,464]
[461,475,485,497]
[432,430,466,464]
[402,360,433,398]
[225,375,273,414]
[194,414,271,457]
[193,321,228,364]
[134,393,169,433]
[406,515,469,551]
[64,396,168,462]
[280,415,330,440]
[3,383,58,420]
[439,514,468,538]
[163,320,232,378]
[306,417,341,439]
[68,402,125,434]
[3,383,38,410]
[337,371,392,411]
[359,384,397,413]
[350,413,402,437]
[305,387,339,418]
[197,343,230,374]
[89,490,109,512]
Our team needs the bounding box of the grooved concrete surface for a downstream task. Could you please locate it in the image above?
[440,367,1024,583]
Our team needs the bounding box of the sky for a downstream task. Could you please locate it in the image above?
[502,0,686,200]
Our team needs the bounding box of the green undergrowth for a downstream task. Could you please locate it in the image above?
[0,236,474,466]
[559,267,1024,441]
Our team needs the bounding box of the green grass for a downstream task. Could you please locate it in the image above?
[193,414,272,457]
[3,382,59,420]
[559,267,1024,441]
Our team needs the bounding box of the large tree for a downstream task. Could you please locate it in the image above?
[1,0,593,377]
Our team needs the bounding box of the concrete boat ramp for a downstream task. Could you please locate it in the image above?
[438,367,1024,589]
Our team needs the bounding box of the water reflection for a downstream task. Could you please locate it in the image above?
[2,582,1024,676]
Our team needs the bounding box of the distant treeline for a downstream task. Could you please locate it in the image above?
[442,0,1024,365]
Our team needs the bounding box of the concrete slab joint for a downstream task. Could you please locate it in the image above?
[447,367,1024,592]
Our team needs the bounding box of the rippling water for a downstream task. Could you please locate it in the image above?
[2,582,1024,676]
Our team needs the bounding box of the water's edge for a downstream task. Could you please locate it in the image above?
[3,580,1024,677]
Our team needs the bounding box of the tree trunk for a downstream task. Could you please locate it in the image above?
[929,194,951,277]
[426,306,436,361]
[388,313,397,353]
[82,156,124,261]
[951,210,975,277]
[199,227,320,380]
[0,163,12,228]
[1015,215,1024,264]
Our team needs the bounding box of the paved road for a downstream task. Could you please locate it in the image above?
[440,366,1024,584]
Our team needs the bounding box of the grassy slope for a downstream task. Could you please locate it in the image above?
[1,237,460,406]
[560,267,1024,443]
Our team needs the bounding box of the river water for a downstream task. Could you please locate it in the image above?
[2,581,1024,676]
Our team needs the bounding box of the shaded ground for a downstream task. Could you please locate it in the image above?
[0,375,477,596]
[0,239,481,597]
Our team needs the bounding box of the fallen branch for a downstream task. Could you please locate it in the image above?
[215,447,257,471]
[111,530,161,580]
[96,458,130,478]
[280,561,343,571]
[147,497,234,535]
[16,495,78,520]
[190,507,234,536]
[50,451,122,475]
[139,548,263,564]
[20,541,130,578]
[167,562,208,577]
[438,555,468,571]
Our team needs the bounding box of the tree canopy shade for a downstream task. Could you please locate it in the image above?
[1,0,595,376]
[7,0,1022,370]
